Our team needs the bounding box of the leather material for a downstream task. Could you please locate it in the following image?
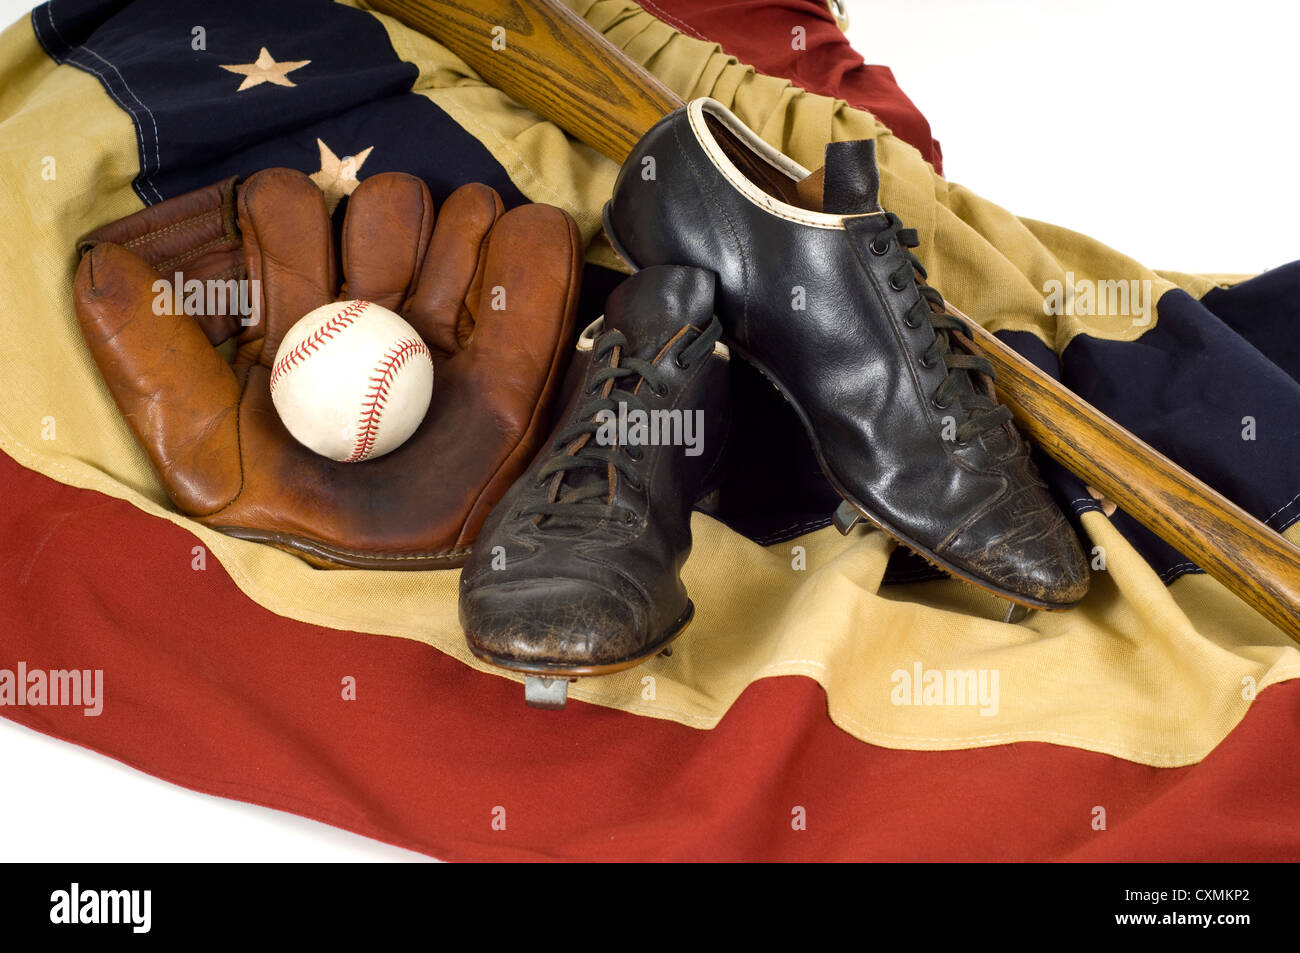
[606,99,1088,607]
[74,169,582,569]
[460,265,731,670]
[822,139,880,215]
[78,176,246,346]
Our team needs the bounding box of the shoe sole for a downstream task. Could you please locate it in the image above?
[601,201,1078,613]
[466,600,695,679]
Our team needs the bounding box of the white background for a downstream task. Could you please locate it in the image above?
[857,0,1299,275]
[0,0,1296,861]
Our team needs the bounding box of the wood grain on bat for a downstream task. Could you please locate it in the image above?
[370,0,680,160]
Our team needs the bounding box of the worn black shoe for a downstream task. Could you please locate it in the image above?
[604,98,1088,609]
[459,265,731,708]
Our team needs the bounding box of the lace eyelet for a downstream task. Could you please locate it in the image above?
[653,384,668,398]
[933,397,951,410]
[626,445,643,461]
[619,509,636,525]
[626,477,644,491]
[903,316,921,329]
[889,275,909,292]
[869,239,889,256]
[674,352,690,369]
[919,354,936,369]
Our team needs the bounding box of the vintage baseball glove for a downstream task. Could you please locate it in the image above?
[74,168,582,568]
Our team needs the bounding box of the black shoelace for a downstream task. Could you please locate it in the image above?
[521,317,724,522]
[866,212,1013,443]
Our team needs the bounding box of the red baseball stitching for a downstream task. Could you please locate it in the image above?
[269,299,371,394]
[346,336,431,462]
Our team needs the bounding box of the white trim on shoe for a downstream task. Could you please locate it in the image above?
[580,315,730,360]
[686,98,883,231]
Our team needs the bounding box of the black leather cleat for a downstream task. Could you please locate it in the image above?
[459,265,732,706]
[604,98,1088,609]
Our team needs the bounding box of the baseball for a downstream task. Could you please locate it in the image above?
[269,299,434,463]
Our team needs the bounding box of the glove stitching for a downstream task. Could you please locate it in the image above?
[298,544,471,562]
[121,206,223,249]
[214,527,472,563]
[153,233,241,273]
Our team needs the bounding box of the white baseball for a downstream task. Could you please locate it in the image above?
[270,299,434,463]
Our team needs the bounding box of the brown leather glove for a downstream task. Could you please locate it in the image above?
[74,168,581,568]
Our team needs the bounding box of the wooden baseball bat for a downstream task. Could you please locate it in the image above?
[369,0,1300,641]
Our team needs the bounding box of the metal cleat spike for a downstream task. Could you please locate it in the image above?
[1002,602,1031,625]
[524,676,570,710]
[833,499,868,535]
[832,499,862,535]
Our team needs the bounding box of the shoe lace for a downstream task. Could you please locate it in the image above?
[866,212,1013,443]
[520,317,724,521]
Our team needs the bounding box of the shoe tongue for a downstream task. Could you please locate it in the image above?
[603,265,716,364]
[819,143,1011,452]
[540,266,717,532]
[820,139,883,215]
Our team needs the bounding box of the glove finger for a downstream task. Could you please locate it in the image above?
[340,172,435,312]
[237,168,337,366]
[440,202,581,540]
[75,242,243,516]
[463,202,581,370]
[403,182,503,357]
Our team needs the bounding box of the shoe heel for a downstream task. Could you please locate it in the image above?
[602,201,641,273]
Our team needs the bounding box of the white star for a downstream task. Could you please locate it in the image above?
[308,139,374,213]
[220,47,311,92]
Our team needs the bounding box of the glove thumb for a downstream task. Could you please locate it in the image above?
[75,242,244,515]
